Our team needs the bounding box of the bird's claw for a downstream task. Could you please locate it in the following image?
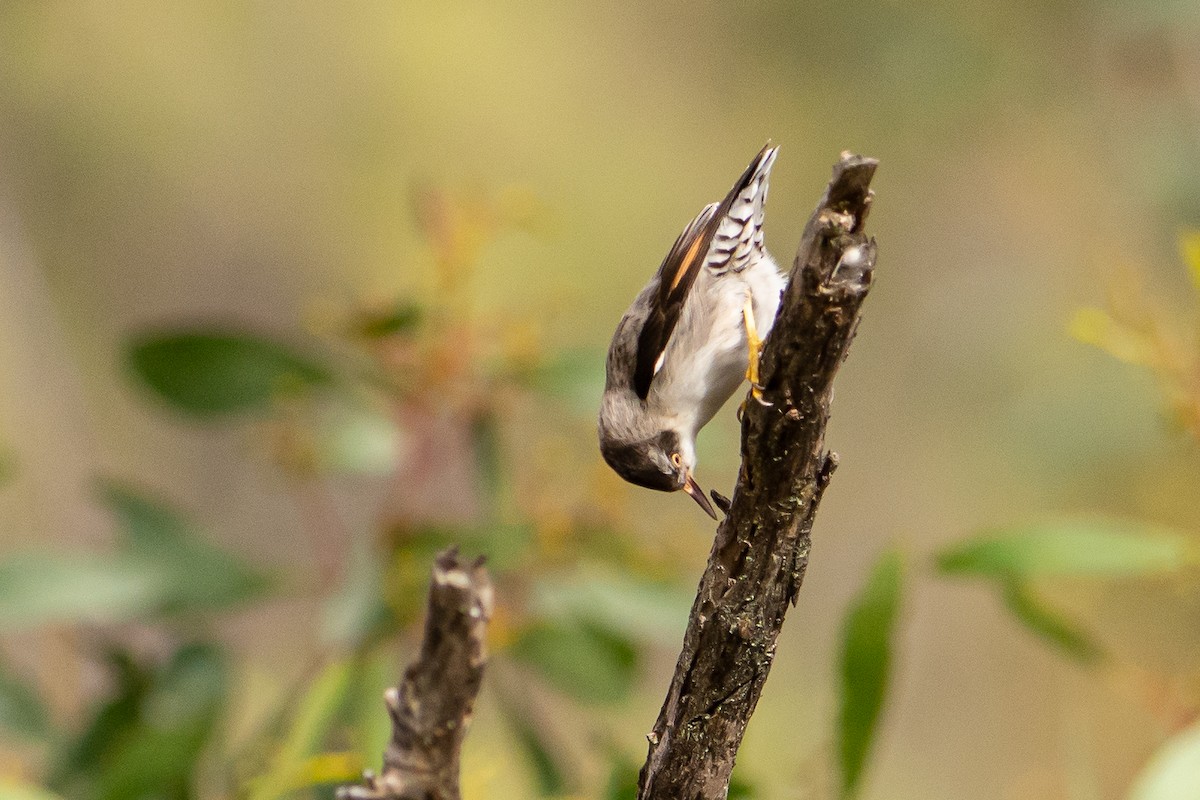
[741,291,769,409]
[736,384,773,421]
[709,489,732,515]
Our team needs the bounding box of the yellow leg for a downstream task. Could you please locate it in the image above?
[742,292,771,407]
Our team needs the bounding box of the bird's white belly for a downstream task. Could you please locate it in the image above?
[650,255,785,433]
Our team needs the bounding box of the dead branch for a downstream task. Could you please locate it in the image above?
[338,549,494,800]
[338,152,878,800]
[637,153,879,800]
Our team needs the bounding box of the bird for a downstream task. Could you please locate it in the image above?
[598,144,785,519]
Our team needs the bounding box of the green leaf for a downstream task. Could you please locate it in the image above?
[96,725,208,800]
[0,554,163,631]
[1128,721,1200,800]
[509,619,638,705]
[352,302,422,339]
[838,549,904,800]
[276,660,356,766]
[101,481,271,614]
[0,664,51,741]
[517,347,606,415]
[604,759,640,800]
[507,711,567,797]
[144,644,228,725]
[250,659,357,800]
[322,539,393,648]
[347,649,394,769]
[95,644,228,800]
[50,649,152,792]
[313,404,402,477]
[100,481,188,543]
[55,644,227,798]
[530,568,693,641]
[936,519,1198,579]
[127,330,330,417]
[465,522,534,572]
[470,412,505,507]
[0,485,269,631]
[728,773,757,799]
[1000,581,1104,665]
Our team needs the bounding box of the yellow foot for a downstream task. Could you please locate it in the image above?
[742,292,772,407]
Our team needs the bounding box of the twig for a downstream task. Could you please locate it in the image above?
[339,549,494,800]
[637,153,879,800]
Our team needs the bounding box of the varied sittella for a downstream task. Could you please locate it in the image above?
[598,145,786,518]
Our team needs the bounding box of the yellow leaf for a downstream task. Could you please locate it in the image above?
[1178,229,1200,292]
[1068,308,1154,365]
[0,778,64,800]
[293,752,364,788]
[249,752,363,799]
[247,659,357,800]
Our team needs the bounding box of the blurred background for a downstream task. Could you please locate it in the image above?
[1,2,1199,799]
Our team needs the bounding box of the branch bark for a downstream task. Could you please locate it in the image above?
[339,549,494,800]
[637,153,879,800]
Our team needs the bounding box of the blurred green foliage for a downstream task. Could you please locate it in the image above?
[0,485,269,633]
[509,620,638,705]
[936,518,1198,664]
[927,235,1200,799]
[2,160,1198,800]
[0,187,706,800]
[56,644,227,800]
[102,483,272,615]
[1,4,1200,798]
[937,519,1198,580]
[1070,231,1200,441]
[997,581,1105,666]
[0,484,266,800]
[2,169,1198,800]
[127,333,332,419]
[0,668,50,743]
[246,657,367,800]
[794,232,1200,800]
[837,549,903,800]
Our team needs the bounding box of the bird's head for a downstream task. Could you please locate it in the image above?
[598,428,717,519]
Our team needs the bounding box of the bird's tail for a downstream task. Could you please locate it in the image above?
[707,144,778,276]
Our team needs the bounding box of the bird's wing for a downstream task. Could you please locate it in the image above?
[632,144,778,400]
[707,145,777,276]
[631,201,718,399]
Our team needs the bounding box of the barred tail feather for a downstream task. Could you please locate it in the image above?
[708,144,777,275]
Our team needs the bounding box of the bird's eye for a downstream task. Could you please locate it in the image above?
[670,452,683,468]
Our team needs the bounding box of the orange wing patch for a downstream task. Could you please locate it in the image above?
[669,234,708,291]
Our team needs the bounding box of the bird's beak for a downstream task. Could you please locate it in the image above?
[682,472,718,520]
